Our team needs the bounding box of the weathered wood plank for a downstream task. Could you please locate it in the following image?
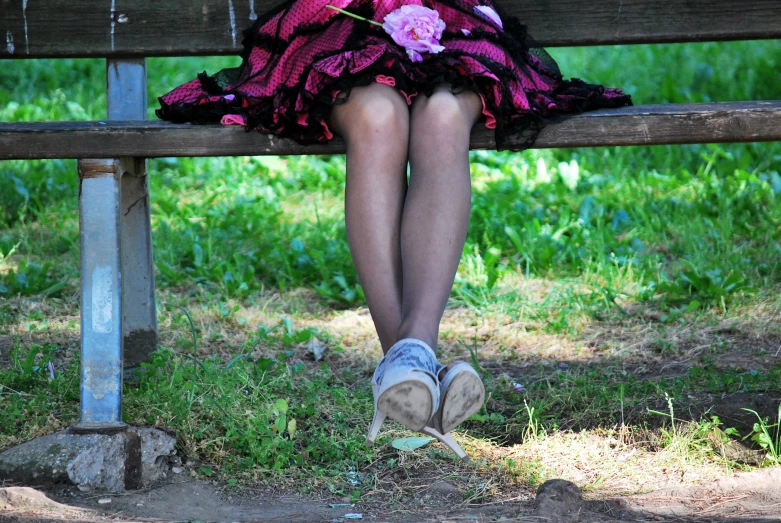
[1,102,780,159]
[2,0,780,59]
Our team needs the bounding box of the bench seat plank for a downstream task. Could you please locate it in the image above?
[1,102,780,160]
[2,0,780,59]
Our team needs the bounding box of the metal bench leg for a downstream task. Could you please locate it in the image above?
[72,59,152,431]
[74,159,125,432]
[107,58,158,368]
[120,157,158,367]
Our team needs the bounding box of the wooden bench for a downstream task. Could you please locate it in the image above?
[2,0,780,433]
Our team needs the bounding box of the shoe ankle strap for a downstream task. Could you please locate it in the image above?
[390,338,436,359]
[375,338,440,384]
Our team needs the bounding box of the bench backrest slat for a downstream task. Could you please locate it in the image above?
[2,0,780,59]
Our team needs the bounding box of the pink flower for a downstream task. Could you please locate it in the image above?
[474,5,503,29]
[382,5,446,62]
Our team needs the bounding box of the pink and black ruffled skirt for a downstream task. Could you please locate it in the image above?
[156,0,632,151]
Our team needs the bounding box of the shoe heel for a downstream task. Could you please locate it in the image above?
[421,426,470,462]
[365,409,387,446]
[438,362,485,434]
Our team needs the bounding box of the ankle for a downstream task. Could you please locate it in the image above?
[394,322,437,353]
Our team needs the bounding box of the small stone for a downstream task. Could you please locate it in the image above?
[308,337,326,361]
[77,485,92,492]
[535,479,583,519]
[172,466,183,474]
[97,498,112,504]
[426,480,459,498]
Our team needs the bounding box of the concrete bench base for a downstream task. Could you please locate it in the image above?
[0,427,176,492]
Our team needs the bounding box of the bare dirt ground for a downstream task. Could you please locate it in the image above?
[2,468,781,523]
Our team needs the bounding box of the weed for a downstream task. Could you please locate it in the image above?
[742,405,781,464]
[0,258,66,297]
[520,400,545,442]
[648,392,678,439]
[0,242,19,266]
[655,260,756,307]
[502,457,545,485]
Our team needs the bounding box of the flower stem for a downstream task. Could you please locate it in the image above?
[326,5,383,26]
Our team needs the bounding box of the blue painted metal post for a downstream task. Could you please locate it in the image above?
[108,59,159,369]
[74,158,126,432]
[73,59,150,432]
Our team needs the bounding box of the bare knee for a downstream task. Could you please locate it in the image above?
[328,83,409,144]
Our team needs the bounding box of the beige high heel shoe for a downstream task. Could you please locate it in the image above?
[421,361,485,461]
[366,338,441,445]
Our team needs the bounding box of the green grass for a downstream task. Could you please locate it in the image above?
[1,40,781,497]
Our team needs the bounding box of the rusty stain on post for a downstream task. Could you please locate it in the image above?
[79,159,119,179]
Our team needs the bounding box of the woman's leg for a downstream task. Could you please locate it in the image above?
[327,83,410,353]
[396,86,483,350]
